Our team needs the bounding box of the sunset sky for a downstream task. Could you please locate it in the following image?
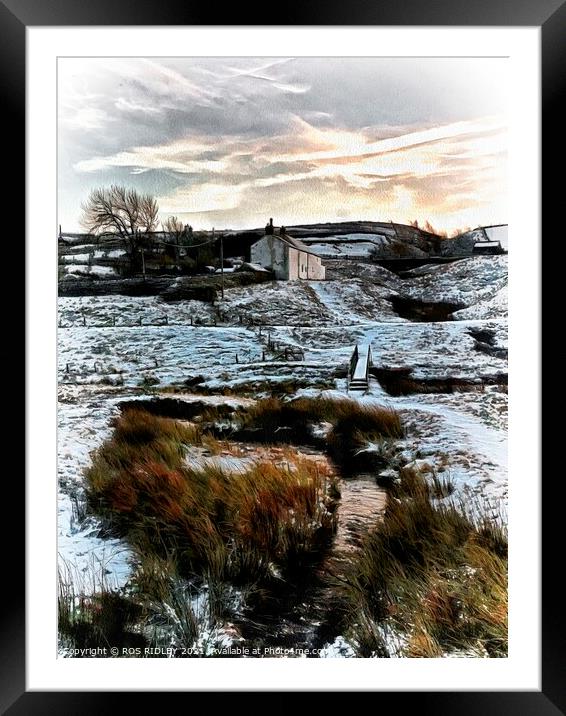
[58,57,507,233]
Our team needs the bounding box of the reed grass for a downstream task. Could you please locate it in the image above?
[344,470,507,657]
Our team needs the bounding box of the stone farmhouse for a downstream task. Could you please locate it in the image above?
[250,219,326,281]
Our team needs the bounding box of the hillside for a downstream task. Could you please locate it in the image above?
[58,244,508,660]
[59,221,506,283]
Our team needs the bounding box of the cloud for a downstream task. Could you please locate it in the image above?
[160,182,245,214]
[58,57,508,232]
[114,97,163,115]
[60,106,112,131]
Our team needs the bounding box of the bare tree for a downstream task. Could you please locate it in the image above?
[162,215,187,264]
[80,185,159,270]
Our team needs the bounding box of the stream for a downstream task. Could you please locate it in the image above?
[236,467,387,655]
[58,376,506,655]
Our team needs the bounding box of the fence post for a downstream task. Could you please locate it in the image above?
[236,354,239,364]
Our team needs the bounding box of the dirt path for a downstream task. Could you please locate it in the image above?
[239,470,387,655]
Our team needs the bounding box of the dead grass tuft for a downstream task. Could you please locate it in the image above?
[344,488,507,657]
[85,408,338,585]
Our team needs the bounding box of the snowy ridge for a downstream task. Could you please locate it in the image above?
[403,256,508,319]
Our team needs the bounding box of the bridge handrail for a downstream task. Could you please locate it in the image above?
[348,344,359,381]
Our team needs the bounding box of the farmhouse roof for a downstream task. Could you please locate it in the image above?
[262,231,322,258]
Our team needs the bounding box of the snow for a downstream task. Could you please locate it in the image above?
[401,256,508,320]
[66,264,91,274]
[92,250,126,259]
[324,256,507,324]
[352,344,370,381]
[452,287,507,320]
[58,295,216,327]
[309,386,507,502]
[318,636,356,658]
[61,253,91,263]
[57,386,257,595]
[58,391,133,586]
[219,279,401,326]
[306,233,388,244]
[269,319,506,382]
[485,225,508,249]
[59,325,264,387]
[396,397,507,500]
[241,262,270,273]
[89,265,117,276]
[185,451,253,474]
[304,233,388,258]
[57,252,508,632]
[324,260,405,291]
[308,280,402,323]
[65,264,117,277]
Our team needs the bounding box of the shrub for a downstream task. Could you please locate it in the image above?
[138,374,160,389]
[85,408,338,585]
[344,488,508,657]
[58,564,146,654]
[236,396,403,459]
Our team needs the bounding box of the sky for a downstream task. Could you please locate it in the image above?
[58,57,507,233]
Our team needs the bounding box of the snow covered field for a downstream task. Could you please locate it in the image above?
[270,319,507,381]
[58,390,132,587]
[304,233,388,258]
[57,254,508,623]
[64,264,118,277]
[59,325,265,386]
[402,256,507,317]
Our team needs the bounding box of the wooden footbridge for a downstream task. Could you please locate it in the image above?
[347,343,373,392]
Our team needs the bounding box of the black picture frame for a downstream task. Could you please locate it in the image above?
[11,0,558,709]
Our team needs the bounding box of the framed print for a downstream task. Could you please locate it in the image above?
[11,0,559,709]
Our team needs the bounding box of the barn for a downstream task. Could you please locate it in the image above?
[250,219,326,281]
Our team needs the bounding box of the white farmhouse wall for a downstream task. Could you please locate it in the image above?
[307,253,325,280]
[250,236,287,279]
[288,247,299,280]
[250,235,326,280]
[286,246,325,280]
